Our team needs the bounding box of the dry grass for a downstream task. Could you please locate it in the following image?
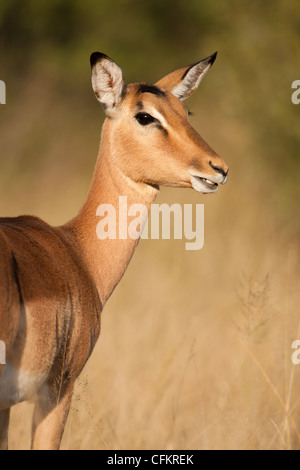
[2,74,300,450]
[7,185,300,450]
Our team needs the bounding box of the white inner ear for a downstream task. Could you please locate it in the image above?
[92,59,124,110]
[172,62,211,101]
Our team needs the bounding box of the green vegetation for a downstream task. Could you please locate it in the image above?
[1,1,299,217]
[1,0,300,450]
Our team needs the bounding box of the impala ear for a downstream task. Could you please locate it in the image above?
[155,52,217,101]
[90,52,124,113]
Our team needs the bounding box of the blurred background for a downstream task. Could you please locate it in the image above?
[1,0,300,450]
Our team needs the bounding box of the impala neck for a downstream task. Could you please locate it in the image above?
[64,119,158,306]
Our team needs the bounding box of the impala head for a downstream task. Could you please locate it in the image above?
[90,52,228,194]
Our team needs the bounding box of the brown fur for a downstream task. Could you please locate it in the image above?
[0,53,228,449]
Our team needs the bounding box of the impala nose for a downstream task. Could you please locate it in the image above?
[209,161,229,184]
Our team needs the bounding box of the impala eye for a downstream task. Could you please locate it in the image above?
[135,112,157,126]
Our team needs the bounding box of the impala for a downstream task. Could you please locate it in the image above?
[0,51,228,450]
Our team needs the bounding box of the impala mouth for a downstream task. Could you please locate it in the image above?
[189,174,219,194]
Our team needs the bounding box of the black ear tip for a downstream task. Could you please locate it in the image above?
[90,52,108,67]
[210,51,218,64]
